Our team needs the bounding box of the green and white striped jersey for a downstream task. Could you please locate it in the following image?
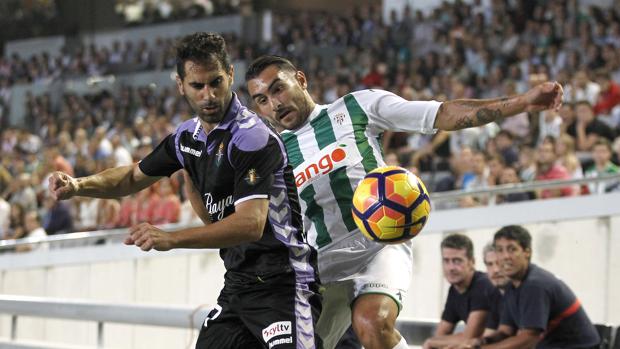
[281,89,441,282]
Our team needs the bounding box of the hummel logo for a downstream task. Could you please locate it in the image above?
[180,145,202,157]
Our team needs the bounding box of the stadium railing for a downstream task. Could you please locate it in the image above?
[0,294,437,348]
[430,173,620,205]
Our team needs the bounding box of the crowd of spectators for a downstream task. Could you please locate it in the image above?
[2,0,620,246]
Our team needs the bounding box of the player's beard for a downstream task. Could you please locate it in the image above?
[187,95,229,125]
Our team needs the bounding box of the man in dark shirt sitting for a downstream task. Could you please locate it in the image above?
[465,225,599,349]
[423,234,500,349]
[481,242,508,335]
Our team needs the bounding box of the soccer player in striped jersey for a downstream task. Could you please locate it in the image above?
[244,56,563,349]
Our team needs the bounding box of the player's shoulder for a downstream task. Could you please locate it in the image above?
[174,117,200,136]
[230,107,273,152]
[347,89,395,102]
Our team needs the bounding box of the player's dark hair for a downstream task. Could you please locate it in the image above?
[245,55,298,81]
[176,32,231,80]
[494,225,531,251]
[441,233,474,260]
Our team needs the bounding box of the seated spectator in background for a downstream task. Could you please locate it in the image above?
[73,196,100,232]
[465,225,600,348]
[585,139,620,194]
[538,110,563,145]
[558,103,576,135]
[555,134,584,180]
[498,166,533,204]
[151,177,180,225]
[517,146,537,182]
[481,243,509,336]
[3,203,25,240]
[461,151,491,207]
[134,186,160,224]
[535,139,576,199]
[593,70,620,118]
[569,100,616,152]
[97,199,121,230]
[564,70,601,106]
[16,210,48,252]
[7,173,37,212]
[423,234,499,349]
[117,194,138,228]
[41,194,73,235]
[487,155,505,187]
[494,130,519,167]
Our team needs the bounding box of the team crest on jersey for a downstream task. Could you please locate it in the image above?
[215,142,225,165]
[245,168,260,185]
[332,112,346,125]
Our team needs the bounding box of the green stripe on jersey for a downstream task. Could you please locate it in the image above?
[281,131,332,246]
[310,110,357,233]
[299,186,331,247]
[281,132,304,167]
[344,94,378,173]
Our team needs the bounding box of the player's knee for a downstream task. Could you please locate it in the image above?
[351,305,396,341]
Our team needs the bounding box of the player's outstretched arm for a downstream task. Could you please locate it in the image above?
[434,81,563,131]
[49,164,160,200]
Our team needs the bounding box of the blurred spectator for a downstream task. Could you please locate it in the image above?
[97,199,121,230]
[569,100,616,152]
[6,173,37,212]
[4,203,26,240]
[493,130,519,167]
[497,167,532,204]
[564,69,601,105]
[594,69,620,117]
[16,210,48,252]
[554,134,584,181]
[538,110,563,145]
[585,139,620,194]
[535,140,576,199]
[73,196,101,232]
[151,177,181,224]
[41,195,73,235]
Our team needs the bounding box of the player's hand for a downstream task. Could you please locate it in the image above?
[125,223,175,251]
[48,171,79,200]
[523,81,563,113]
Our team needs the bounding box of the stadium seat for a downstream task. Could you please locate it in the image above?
[595,324,613,349]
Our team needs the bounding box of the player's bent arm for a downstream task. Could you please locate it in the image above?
[481,328,540,349]
[182,171,211,225]
[166,198,268,249]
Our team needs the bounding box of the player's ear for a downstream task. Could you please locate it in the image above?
[175,74,185,96]
[295,70,308,89]
[228,64,235,85]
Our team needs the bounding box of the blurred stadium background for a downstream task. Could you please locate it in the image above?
[0,0,619,348]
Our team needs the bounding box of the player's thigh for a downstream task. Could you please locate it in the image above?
[316,281,356,349]
[352,243,413,315]
[239,275,323,349]
[196,305,263,349]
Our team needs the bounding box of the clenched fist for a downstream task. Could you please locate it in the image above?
[48,171,79,200]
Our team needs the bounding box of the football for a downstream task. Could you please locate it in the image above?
[351,166,431,243]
